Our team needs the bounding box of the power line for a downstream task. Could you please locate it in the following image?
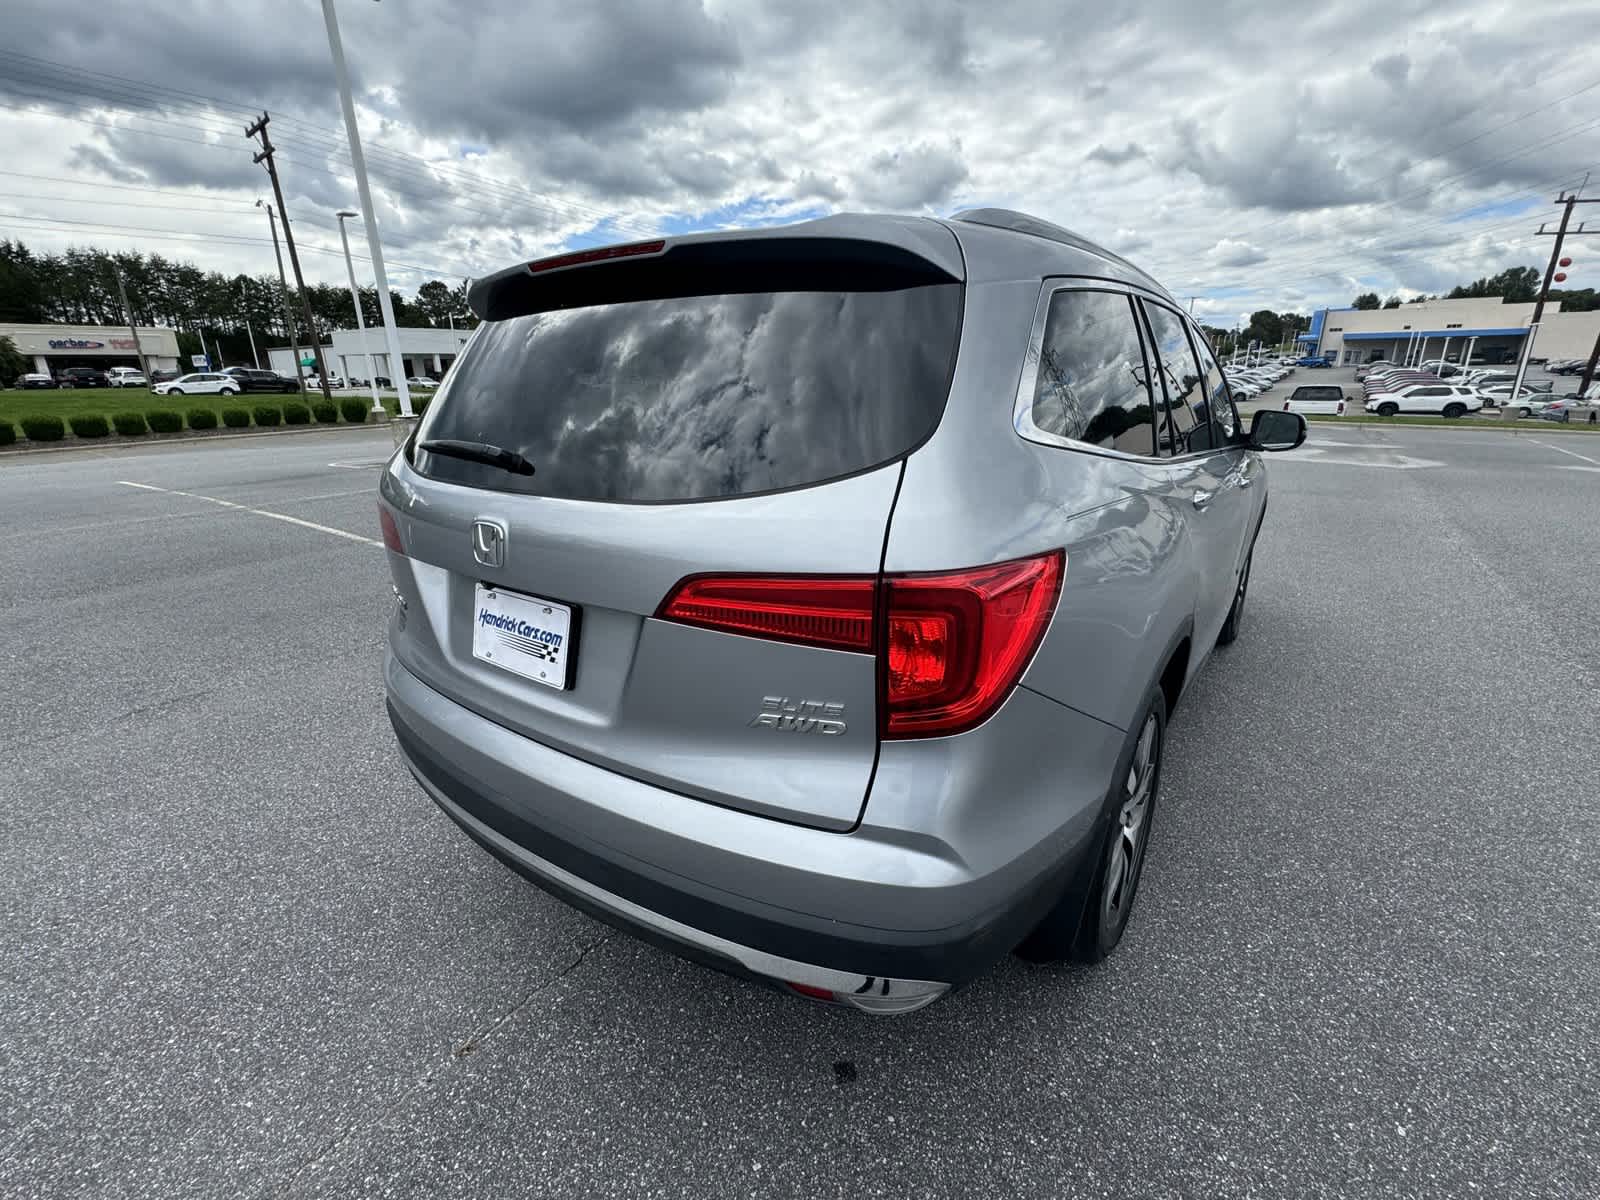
[0,53,659,239]
[0,211,464,277]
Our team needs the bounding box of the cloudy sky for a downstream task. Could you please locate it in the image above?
[3,0,1599,326]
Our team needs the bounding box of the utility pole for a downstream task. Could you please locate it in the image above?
[257,200,304,391]
[1510,189,1600,408]
[245,320,260,369]
[246,112,333,405]
[109,265,150,380]
[1577,324,1600,401]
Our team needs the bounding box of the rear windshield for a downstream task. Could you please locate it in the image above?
[410,284,962,502]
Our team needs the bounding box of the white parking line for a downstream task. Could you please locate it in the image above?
[118,481,382,547]
[1527,438,1600,467]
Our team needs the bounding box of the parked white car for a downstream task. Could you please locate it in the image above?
[107,366,147,388]
[1282,385,1347,415]
[1477,385,1558,416]
[405,376,438,388]
[305,374,346,390]
[151,372,241,396]
[1364,383,1482,417]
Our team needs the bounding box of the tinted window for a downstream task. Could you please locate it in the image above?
[1142,303,1212,455]
[412,285,962,502]
[1028,290,1155,455]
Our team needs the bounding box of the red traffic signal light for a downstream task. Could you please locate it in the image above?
[1559,257,1572,267]
[1555,272,1568,282]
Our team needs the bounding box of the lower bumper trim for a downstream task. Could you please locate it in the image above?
[407,758,949,1015]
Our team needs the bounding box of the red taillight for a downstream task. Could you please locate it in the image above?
[526,239,666,274]
[655,550,1064,740]
[657,576,874,652]
[378,505,404,553]
[882,554,1063,738]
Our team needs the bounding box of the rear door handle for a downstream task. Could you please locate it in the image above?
[1192,490,1214,510]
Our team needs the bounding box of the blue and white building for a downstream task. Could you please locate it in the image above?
[1297,297,1600,366]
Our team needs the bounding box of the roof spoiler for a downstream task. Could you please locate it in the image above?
[465,214,963,321]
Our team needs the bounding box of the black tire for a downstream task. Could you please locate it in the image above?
[1442,403,1467,419]
[1017,685,1166,964]
[221,387,239,396]
[168,387,184,395]
[1377,402,1399,417]
[1216,549,1252,646]
[1518,407,1531,419]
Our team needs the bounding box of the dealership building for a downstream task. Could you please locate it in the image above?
[0,321,182,376]
[266,325,473,382]
[1298,297,1600,366]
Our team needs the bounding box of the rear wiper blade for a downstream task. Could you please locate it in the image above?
[418,439,536,476]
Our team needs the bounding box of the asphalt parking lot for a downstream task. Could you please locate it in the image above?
[4,424,1598,1199]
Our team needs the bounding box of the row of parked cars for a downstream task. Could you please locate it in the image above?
[11,366,443,393]
[1355,361,1598,420]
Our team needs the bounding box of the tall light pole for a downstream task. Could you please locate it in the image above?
[320,0,412,419]
[239,280,261,368]
[336,210,385,415]
[257,199,305,391]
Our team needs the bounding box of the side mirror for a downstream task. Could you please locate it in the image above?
[1247,408,1306,451]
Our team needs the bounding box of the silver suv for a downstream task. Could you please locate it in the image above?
[379,210,1305,1014]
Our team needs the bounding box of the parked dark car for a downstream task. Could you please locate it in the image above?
[1295,355,1332,368]
[57,366,110,388]
[147,369,180,386]
[221,367,301,394]
[16,372,59,389]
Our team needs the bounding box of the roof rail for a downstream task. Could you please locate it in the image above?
[949,208,1165,294]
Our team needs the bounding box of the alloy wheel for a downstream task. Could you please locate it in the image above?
[1101,711,1159,930]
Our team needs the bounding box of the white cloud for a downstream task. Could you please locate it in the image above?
[0,0,1592,315]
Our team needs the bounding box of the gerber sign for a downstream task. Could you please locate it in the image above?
[47,338,106,350]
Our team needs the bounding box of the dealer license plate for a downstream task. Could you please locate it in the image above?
[470,583,574,690]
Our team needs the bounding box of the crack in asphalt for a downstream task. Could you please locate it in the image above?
[270,929,615,1198]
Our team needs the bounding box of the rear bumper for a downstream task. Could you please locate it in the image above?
[385,654,1114,1009]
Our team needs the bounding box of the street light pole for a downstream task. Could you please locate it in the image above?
[320,0,412,419]
[337,211,385,415]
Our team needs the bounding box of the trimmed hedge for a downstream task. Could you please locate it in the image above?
[146,409,183,433]
[221,407,251,428]
[0,421,15,446]
[283,401,311,425]
[252,405,282,427]
[186,408,219,430]
[20,415,64,441]
[69,414,111,438]
[312,401,339,424]
[412,395,431,417]
[339,398,368,423]
[112,412,148,436]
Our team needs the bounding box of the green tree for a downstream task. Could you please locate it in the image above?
[1447,266,1541,303]
[1382,296,1402,309]
[1352,292,1381,310]
[0,333,27,384]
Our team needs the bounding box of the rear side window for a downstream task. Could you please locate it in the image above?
[413,285,962,502]
[1028,289,1155,455]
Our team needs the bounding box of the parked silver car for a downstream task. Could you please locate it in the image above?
[379,210,1305,1013]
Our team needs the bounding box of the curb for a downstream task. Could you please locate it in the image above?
[0,420,394,460]
[1302,419,1600,435]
